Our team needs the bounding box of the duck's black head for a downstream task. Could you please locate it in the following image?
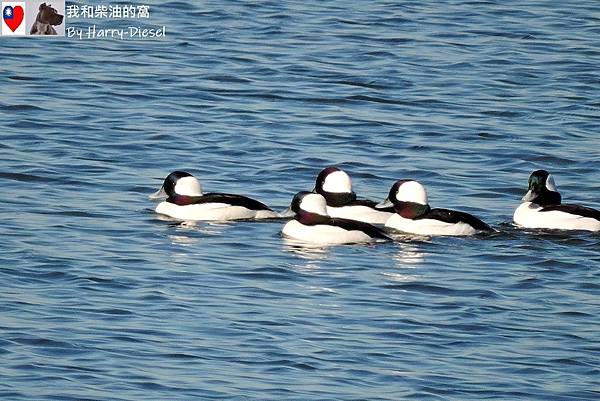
[522,170,561,206]
[162,171,193,197]
[386,179,430,219]
[290,191,317,215]
[313,166,356,206]
[150,171,202,201]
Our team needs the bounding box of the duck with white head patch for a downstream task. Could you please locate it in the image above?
[380,180,492,236]
[282,191,391,244]
[313,166,394,224]
[150,171,279,221]
[513,170,600,231]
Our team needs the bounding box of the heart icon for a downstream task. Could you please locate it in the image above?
[3,5,24,32]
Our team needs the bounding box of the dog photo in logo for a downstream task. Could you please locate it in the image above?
[2,2,26,35]
[28,1,64,36]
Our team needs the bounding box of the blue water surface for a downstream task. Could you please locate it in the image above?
[1,0,600,400]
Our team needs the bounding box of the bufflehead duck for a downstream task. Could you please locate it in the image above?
[513,170,600,231]
[380,180,492,236]
[150,171,279,221]
[313,166,394,224]
[282,191,391,244]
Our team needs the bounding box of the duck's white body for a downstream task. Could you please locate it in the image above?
[326,205,393,224]
[513,202,600,231]
[282,219,375,244]
[385,214,478,236]
[156,201,278,221]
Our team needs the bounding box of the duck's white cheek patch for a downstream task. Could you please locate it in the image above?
[545,174,557,192]
[175,176,203,196]
[300,194,329,215]
[396,181,428,205]
[322,171,352,193]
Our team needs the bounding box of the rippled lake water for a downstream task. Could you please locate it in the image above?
[1,1,600,399]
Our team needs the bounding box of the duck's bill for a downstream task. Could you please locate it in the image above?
[149,186,167,200]
[375,197,393,209]
[521,190,535,202]
[279,207,295,218]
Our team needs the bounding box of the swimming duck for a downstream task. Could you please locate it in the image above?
[513,170,600,231]
[282,191,391,244]
[150,171,279,221]
[380,180,492,236]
